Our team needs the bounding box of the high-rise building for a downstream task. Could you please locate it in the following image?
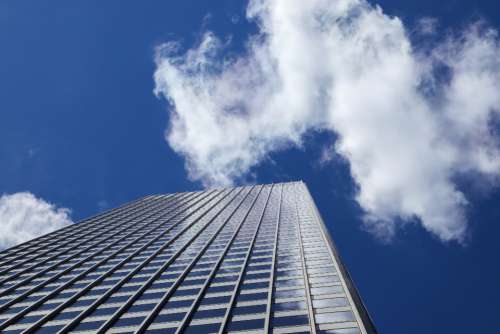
[0,182,376,334]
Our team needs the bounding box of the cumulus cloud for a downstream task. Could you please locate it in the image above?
[154,0,500,242]
[0,192,72,249]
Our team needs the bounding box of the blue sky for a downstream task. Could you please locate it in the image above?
[1,0,500,333]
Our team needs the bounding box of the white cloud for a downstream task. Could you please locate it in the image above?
[415,17,439,35]
[154,0,500,243]
[0,192,72,249]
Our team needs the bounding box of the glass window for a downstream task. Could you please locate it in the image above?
[313,297,348,309]
[217,267,241,274]
[201,295,231,306]
[166,299,194,309]
[144,327,176,334]
[189,270,211,277]
[17,315,43,324]
[161,273,181,280]
[141,292,164,300]
[238,292,267,302]
[307,259,332,267]
[212,275,238,284]
[242,281,268,290]
[228,318,264,331]
[129,276,148,283]
[232,304,266,315]
[278,262,301,270]
[272,314,309,327]
[244,272,270,280]
[173,288,200,297]
[314,311,355,324]
[309,275,339,284]
[317,329,360,334]
[248,264,272,272]
[73,320,105,331]
[308,267,335,275]
[54,311,81,320]
[194,262,213,269]
[107,295,131,304]
[274,300,307,312]
[277,268,303,277]
[155,312,186,323]
[114,316,146,327]
[192,308,226,319]
[249,256,272,263]
[276,279,303,288]
[38,302,63,311]
[36,325,65,334]
[129,303,155,313]
[275,288,305,299]
[223,259,244,266]
[182,279,205,286]
[311,286,343,295]
[184,322,220,334]
[207,285,235,294]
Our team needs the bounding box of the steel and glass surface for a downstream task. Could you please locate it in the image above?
[0,182,376,334]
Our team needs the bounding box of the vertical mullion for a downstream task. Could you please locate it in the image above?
[94,186,250,334]
[56,187,239,334]
[0,191,203,314]
[263,183,284,333]
[173,185,265,334]
[217,184,275,334]
[300,182,374,334]
[293,183,317,334]
[135,187,262,334]
[0,191,204,332]
[16,189,220,334]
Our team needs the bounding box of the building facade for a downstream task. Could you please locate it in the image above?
[0,182,376,334]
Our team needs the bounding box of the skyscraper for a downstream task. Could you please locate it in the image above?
[0,182,376,334]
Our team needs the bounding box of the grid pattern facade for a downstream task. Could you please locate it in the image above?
[0,182,376,334]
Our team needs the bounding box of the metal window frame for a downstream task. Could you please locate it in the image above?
[292,183,317,334]
[0,191,201,313]
[0,193,185,301]
[0,195,174,287]
[15,189,221,334]
[300,181,377,334]
[53,187,239,334]
[263,183,283,333]
[91,186,249,334]
[172,185,268,334]
[0,182,377,334]
[141,186,260,332]
[0,195,158,265]
[215,184,276,334]
[0,191,204,332]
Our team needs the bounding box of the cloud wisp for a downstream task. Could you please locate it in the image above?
[0,192,72,249]
[154,0,500,243]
